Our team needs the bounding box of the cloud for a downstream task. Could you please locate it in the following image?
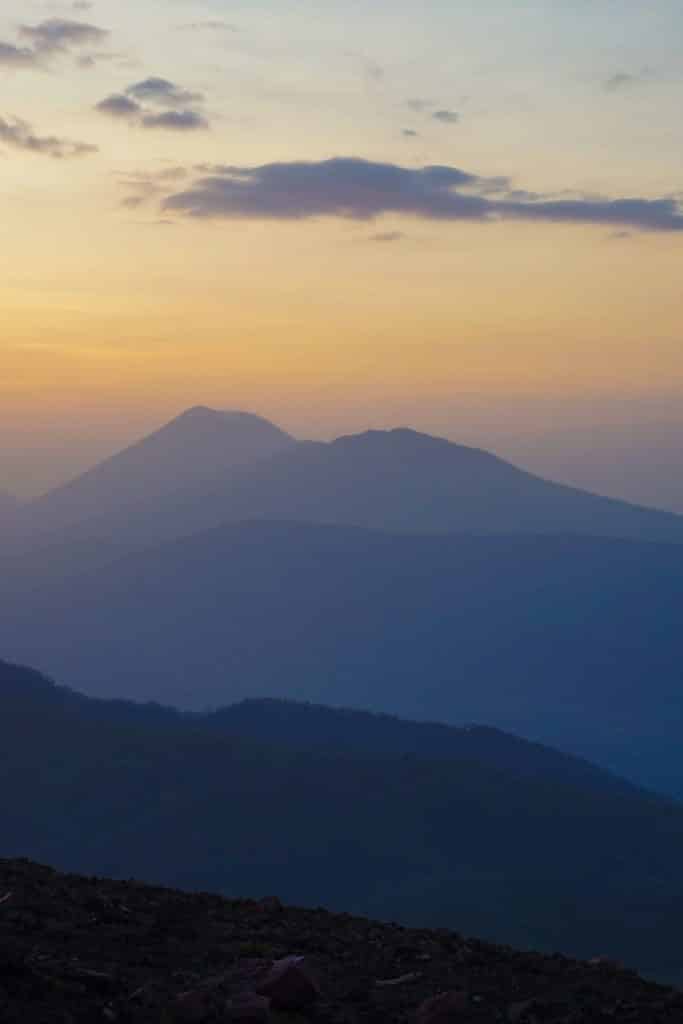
[162,156,683,233]
[604,73,638,92]
[1,17,109,69]
[403,129,419,138]
[96,94,142,118]
[118,167,189,208]
[0,41,35,67]
[141,109,208,131]
[19,18,108,55]
[432,109,459,125]
[602,69,657,93]
[126,77,204,108]
[95,77,209,131]
[0,116,97,158]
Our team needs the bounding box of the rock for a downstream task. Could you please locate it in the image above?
[256,956,320,1010]
[255,897,282,913]
[225,992,271,1022]
[416,990,469,1022]
[590,956,626,971]
[171,989,213,1022]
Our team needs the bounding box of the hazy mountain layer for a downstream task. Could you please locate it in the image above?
[22,407,295,534]
[2,658,683,979]
[6,420,683,575]
[2,521,683,795]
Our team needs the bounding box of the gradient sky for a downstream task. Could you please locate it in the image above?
[2,0,683,507]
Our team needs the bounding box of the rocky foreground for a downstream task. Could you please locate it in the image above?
[1,860,682,1023]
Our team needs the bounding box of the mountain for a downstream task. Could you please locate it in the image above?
[3,860,683,1024]
[8,426,683,578]
[22,407,295,535]
[3,520,683,794]
[3,658,683,981]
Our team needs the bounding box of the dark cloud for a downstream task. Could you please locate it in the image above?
[433,109,459,124]
[19,18,108,54]
[126,77,204,108]
[0,41,36,67]
[163,156,683,233]
[0,116,97,158]
[96,93,142,117]
[141,110,208,131]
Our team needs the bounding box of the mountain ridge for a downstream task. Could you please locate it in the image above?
[3,518,682,796]
[3,656,683,980]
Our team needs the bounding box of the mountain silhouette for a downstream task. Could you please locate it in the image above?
[3,520,683,795]
[8,422,683,569]
[23,407,294,534]
[3,656,683,979]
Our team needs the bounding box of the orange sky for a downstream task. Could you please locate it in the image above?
[2,0,683,503]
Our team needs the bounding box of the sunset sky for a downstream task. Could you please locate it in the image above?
[2,0,683,506]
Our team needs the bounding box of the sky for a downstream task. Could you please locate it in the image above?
[2,0,683,507]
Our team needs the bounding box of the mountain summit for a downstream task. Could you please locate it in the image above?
[26,407,295,532]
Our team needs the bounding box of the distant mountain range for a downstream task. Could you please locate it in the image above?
[2,408,683,796]
[4,408,683,565]
[3,519,683,795]
[3,656,683,981]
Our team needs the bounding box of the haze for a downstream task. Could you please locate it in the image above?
[2,0,683,506]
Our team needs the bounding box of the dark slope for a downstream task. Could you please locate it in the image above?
[23,407,295,534]
[206,698,635,794]
[3,860,683,1024]
[3,661,683,978]
[3,520,682,793]
[0,660,633,794]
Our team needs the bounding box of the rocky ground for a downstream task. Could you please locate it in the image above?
[1,859,682,1023]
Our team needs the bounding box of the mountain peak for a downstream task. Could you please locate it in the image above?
[27,407,295,531]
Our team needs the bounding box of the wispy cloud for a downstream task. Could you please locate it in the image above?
[162,156,683,233]
[0,17,109,69]
[0,41,35,67]
[603,69,654,92]
[432,109,459,125]
[0,115,97,158]
[95,77,209,131]
[141,109,208,131]
[127,77,204,108]
[19,18,107,54]
[119,167,188,208]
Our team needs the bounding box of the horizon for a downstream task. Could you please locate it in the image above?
[4,399,683,516]
[2,1,683,506]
